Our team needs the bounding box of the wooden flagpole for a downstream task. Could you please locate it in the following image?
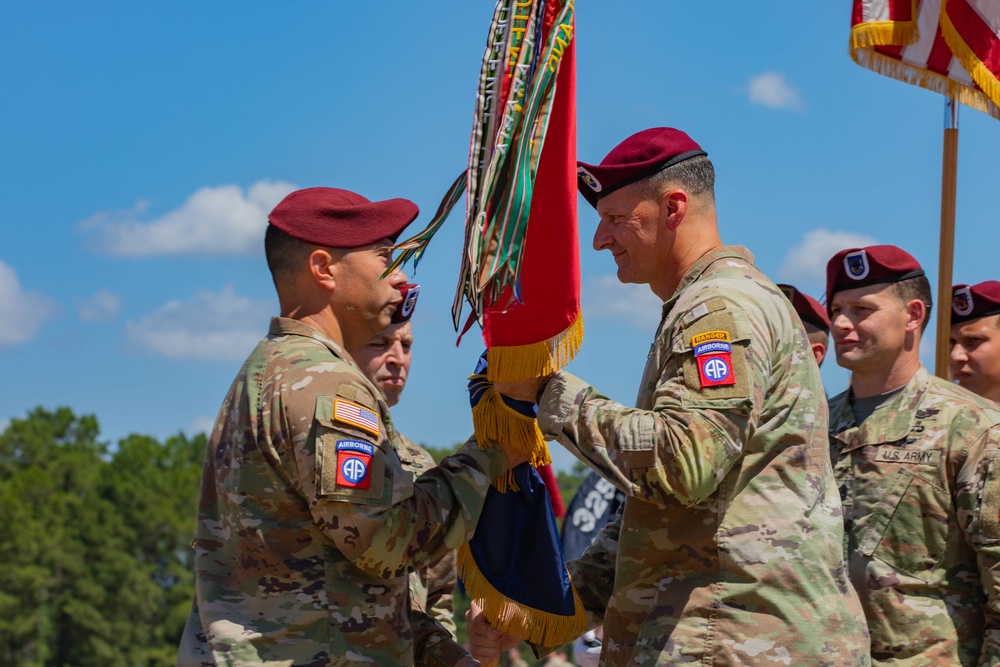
[935,98,959,379]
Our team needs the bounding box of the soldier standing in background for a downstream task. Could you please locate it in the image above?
[777,283,831,367]
[826,245,1000,665]
[469,127,870,666]
[950,280,1000,404]
[352,313,461,649]
[177,186,530,666]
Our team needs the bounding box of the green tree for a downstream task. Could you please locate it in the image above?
[0,408,203,667]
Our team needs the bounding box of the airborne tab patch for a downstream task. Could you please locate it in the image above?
[691,330,736,388]
[335,439,373,489]
[333,399,380,436]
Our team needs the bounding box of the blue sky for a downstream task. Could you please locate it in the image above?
[3,2,998,471]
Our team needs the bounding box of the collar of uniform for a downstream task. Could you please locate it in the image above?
[268,316,349,361]
[267,316,397,436]
[830,366,929,452]
[660,245,756,317]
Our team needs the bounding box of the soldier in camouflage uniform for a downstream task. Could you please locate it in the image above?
[469,127,870,666]
[777,283,831,367]
[949,280,1000,405]
[176,187,530,666]
[826,245,1000,665]
[352,318,460,643]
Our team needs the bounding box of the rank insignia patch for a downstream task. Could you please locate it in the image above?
[335,439,374,489]
[333,399,380,436]
[692,330,736,387]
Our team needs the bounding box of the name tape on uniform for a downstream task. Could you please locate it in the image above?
[333,399,380,436]
[336,439,373,489]
[875,447,941,466]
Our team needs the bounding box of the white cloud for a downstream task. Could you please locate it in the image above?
[0,418,9,433]
[80,180,297,257]
[186,415,217,436]
[778,228,880,290]
[582,275,663,330]
[0,261,57,346]
[748,72,804,110]
[126,286,273,360]
[77,288,122,323]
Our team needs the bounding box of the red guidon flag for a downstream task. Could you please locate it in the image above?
[850,0,1000,118]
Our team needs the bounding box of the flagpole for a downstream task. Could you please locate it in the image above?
[935,97,959,379]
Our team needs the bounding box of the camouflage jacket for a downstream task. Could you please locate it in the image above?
[396,432,459,640]
[176,317,506,666]
[538,246,870,666]
[829,367,1000,665]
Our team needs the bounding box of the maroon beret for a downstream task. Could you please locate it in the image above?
[576,127,708,208]
[952,280,1000,324]
[825,245,925,308]
[268,187,418,249]
[391,283,420,324]
[777,284,830,332]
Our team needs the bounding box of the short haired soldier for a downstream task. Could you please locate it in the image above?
[352,310,462,657]
[950,280,1000,404]
[469,127,870,665]
[826,245,1000,665]
[177,187,529,666]
[777,283,831,366]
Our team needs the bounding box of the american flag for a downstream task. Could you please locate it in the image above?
[851,0,1000,119]
[333,399,379,436]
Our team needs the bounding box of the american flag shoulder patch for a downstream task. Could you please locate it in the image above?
[333,398,380,436]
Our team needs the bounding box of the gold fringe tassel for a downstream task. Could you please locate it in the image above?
[940,10,1000,119]
[849,9,1000,121]
[472,385,552,491]
[486,312,584,382]
[457,543,588,648]
[849,16,918,52]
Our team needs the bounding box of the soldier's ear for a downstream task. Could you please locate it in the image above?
[904,298,926,334]
[308,249,338,291]
[659,189,687,231]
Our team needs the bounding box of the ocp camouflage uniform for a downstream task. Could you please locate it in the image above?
[396,433,459,640]
[829,366,1000,665]
[177,317,506,666]
[538,246,871,666]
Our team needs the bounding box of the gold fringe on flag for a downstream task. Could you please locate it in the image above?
[849,14,918,51]
[849,5,1000,120]
[471,386,551,492]
[457,543,588,648]
[940,10,1000,118]
[486,312,584,382]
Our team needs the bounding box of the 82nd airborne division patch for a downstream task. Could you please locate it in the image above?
[691,330,737,388]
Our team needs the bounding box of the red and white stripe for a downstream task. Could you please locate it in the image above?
[851,0,1000,118]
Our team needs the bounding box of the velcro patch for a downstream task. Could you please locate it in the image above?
[691,330,731,347]
[875,447,941,466]
[335,439,373,489]
[333,399,380,436]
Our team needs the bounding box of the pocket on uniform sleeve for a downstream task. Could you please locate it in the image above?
[980,450,1000,541]
[678,310,753,407]
[314,393,388,504]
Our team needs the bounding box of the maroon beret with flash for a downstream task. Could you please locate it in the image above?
[825,245,925,309]
[576,127,707,208]
[268,187,418,249]
[952,280,1000,324]
[777,284,830,332]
